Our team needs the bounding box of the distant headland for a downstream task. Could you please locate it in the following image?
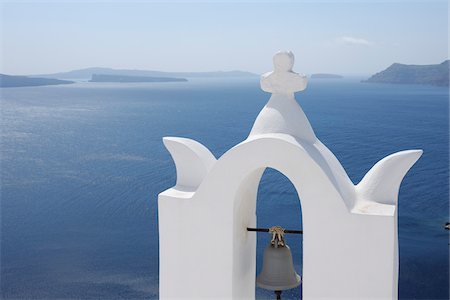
[364,60,449,86]
[1,68,257,88]
[0,74,74,88]
[311,73,344,79]
[89,74,187,83]
[32,67,258,80]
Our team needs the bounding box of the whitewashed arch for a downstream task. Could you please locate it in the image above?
[159,134,421,299]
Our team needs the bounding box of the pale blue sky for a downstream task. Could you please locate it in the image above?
[0,0,448,75]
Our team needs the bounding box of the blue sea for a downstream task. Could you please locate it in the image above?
[1,78,448,299]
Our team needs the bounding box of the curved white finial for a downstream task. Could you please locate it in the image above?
[260,51,307,94]
[163,137,216,190]
[355,150,423,207]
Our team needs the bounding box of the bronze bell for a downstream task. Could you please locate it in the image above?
[256,226,301,298]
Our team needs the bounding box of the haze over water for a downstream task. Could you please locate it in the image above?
[1,78,448,299]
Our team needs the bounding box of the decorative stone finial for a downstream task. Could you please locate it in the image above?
[250,50,315,142]
[260,51,307,94]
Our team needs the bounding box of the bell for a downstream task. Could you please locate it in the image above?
[256,226,301,292]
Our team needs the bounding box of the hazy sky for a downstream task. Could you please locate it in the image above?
[0,0,448,75]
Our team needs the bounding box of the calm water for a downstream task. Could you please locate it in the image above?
[1,78,448,299]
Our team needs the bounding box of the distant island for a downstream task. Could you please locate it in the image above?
[311,73,344,79]
[89,74,187,83]
[32,68,258,80]
[364,60,449,86]
[0,74,74,88]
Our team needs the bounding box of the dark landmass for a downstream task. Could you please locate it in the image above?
[311,73,344,79]
[0,74,74,88]
[32,68,258,80]
[89,74,187,83]
[364,60,449,86]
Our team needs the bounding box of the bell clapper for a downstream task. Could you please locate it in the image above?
[275,290,282,300]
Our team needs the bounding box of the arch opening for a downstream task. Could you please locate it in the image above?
[232,162,308,300]
[255,168,303,299]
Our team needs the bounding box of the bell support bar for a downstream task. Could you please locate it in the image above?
[247,227,303,234]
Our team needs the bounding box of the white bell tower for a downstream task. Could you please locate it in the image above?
[158,51,422,299]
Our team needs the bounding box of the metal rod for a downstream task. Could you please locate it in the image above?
[247,227,303,234]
